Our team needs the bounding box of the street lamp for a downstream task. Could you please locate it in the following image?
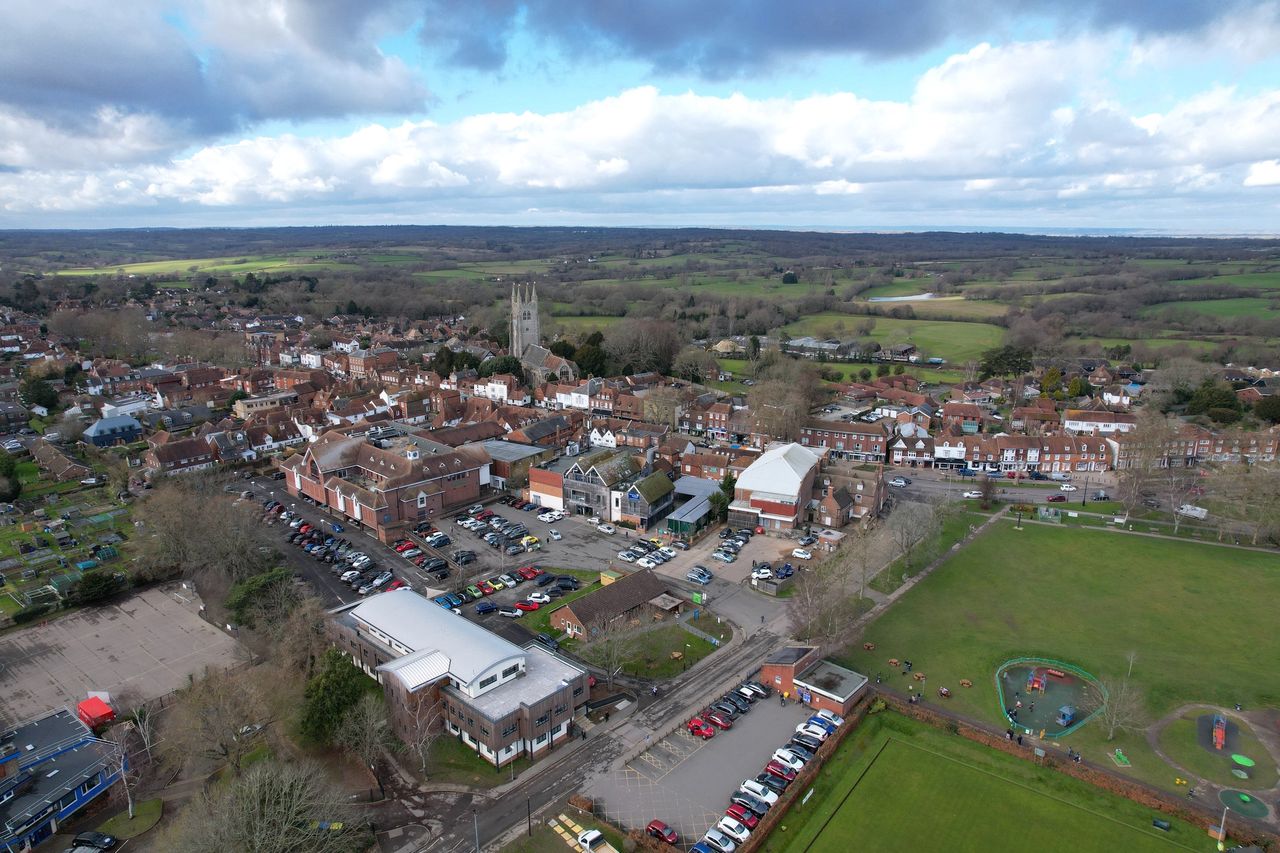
[1217,804,1229,851]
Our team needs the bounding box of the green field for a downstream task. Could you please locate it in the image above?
[56,254,352,276]
[783,313,1005,363]
[838,522,1280,790]
[766,713,1199,853]
[1142,297,1280,318]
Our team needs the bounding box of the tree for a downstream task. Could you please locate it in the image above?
[548,340,576,360]
[224,568,293,626]
[1186,380,1239,419]
[299,649,369,744]
[478,354,524,379]
[1066,376,1092,398]
[574,343,608,377]
[581,617,640,686]
[1115,409,1178,518]
[671,348,719,383]
[403,693,445,778]
[708,490,730,523]
[21,377,58,410]
[604,320,683,375]
[978,475,997,508]
[68,570,129,606]
[747,336,761,361]
[335,694,394,799]
[1082,667,1146,742]
[1146,357,1211,408]
[155,759,365,853]
[269,596,332,681]
[642,385,683,430]
[1040,367,1063,395]
[978,346,1032,380]
[1209,462,1280,545]
[885,501,940,575]
[1254,394,1280,424]
[781,271,799,284]
[133,475,275,585]
[786,555,857,652]
[165,666,267,776]
[858,367,872,381]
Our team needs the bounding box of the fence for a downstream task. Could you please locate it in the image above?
[992,656,1107,738]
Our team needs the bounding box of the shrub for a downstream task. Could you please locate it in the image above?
[14,603,53,624]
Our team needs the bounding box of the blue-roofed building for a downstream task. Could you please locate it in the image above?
[0,709,123,851]
[82,416,142,448]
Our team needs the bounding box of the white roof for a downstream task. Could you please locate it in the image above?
[351,591,524,688]
[735,442,820,498]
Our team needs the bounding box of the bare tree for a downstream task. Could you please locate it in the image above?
[335,694,394,799]
[403,693,446,778]
[1211,462,1280,545]
[786,557,858,652]
[1082,674,1147,742]
[1115,409,1178,517]
[580,617,640,686]
[270,595,332,681]
[886,501,940,574]
[978,474,997,508]
[164,666,267,776]
[604,319,683,375]
[154,759,365,853]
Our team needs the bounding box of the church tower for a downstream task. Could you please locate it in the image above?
[510,283,540,356]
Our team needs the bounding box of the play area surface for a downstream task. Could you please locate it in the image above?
[996,660,1099,737]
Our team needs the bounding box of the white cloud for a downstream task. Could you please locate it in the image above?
[1244,160,1280,186]
[2,35,1279,228]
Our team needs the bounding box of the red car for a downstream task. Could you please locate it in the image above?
[687,718,715,739]
[384,580,407,591]
[476,510,494,520]
[645,820,678,845]
[725,804,759,830]
[764,760,797,782]
[514,600,540,612]
[704,711,733,730]
[394,541,415,552]
[517,566,538,580]
[1047,495,1067,503]
[477,580,496,596]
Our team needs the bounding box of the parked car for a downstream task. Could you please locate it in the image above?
[1059,483,1078,492]
[751,567,774,581]
[596,523,616,534]
[617,550,638,563]
[797,534,818,546]
[888,476,910,487]
[704,711,733,729]
[72,831,118,850]
[765,759,798,782]
[715,816,751,843]
[646,819,678,844]
[548,528,562,540]
[687,718,716,739]
[795,723,830,741]
[534,632,560,651]
[514,600,540,612]
[729,791,770,817]
[724,803,759,830]
[815,709,844,726]
[738,780,779,805]
[753,772,788,793]
[962,490,983,499]
[791,548,813,560]
[702,830,737,853]
[1047,494,1067,502]
[772,749,806,771]
[497,606,523,618]
[785,741,816,762]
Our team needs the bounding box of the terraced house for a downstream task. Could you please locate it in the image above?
[280,429,490,542]
[561,448,640,519]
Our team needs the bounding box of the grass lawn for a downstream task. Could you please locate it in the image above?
[765,712,1202,853]
[839,522,1280,791]
[624,624,718,679]
[1155,712,1278,790]
[97,798,163,839]
[501,809,626,853]
[526,571,602,635]
[782,314,1004,364]
[426,733,532,788]
[14,461,38,484]
[1142,297,1280,319]
[868,510,983,595]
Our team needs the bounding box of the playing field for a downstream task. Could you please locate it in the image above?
[767,714,1199,853]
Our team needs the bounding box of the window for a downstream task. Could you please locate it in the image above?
[554,704,567,715]
[502,722,518,737]
[572,685,583,697]
[502,664,520,679]
[535,712,550,727]
[478,675,497,690]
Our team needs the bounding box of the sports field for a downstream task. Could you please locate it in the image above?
[766,713,1199,853]
[838,522,1280,789]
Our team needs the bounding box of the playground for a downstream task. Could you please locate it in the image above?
[996,659,1101,738]
[1154,709,1279,792]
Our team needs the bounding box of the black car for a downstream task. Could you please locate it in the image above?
[535,573,557,587]
[555,578,580,591]
[784,741,815,762]
[730,791,769,817]
[73,830,118,849]
[791,732,823,753]
[755,772,788,793]
[534,632,560,651]
[718,528,733,539]
[722,693,750,712]
[710,700,739,719]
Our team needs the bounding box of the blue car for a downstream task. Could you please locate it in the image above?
[433,595,452,608]
[691,844,717,853]
[806,715,837,735]
[475,601,498,615]
[445,593,464,608]
[330,522,345,532]
[776,563,795,579]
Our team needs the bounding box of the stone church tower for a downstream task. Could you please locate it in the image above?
[510,283,539,356]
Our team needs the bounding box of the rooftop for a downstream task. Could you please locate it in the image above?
[0,740,116,840]
[795,659,869,702]
[461,645,585,721]
[765,646,815,666]
[344,591,524,687]
[0,709,91,765]
[481,439,549,463]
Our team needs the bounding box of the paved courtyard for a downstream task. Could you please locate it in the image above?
[0,584,243,727]
[586,696,811,842]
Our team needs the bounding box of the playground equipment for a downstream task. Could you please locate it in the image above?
[1027,671,1047,694]
[1056,705,1076,727]
[1213,714,1227,751]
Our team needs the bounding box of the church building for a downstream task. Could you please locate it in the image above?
[511,284,578,383]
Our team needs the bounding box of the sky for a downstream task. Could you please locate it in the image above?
[2,0,1280,233]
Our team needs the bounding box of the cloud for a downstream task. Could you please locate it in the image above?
[1244,160,1280,186]
[0,0,429,170]
[416,0,1271,77]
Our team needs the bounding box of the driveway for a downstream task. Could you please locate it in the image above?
[586,698,811,842]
